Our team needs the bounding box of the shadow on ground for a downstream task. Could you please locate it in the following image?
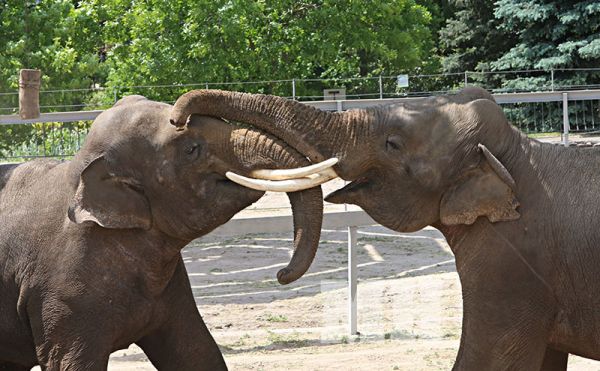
[184,225,454,306]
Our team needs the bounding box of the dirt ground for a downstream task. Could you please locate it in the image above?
[106,225,600,370]
[103,172,600,370]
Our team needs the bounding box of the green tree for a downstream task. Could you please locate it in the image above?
[439,0,515,73]
[0,1,103,157]
[79,0,438,100]
[492,0,600,91]
[0,0,107,110]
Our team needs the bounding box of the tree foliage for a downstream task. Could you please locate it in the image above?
[438,0,600,91]
[1,0,438,104]
[0,1,106,92]
[438,0,516,73]
[493,0,600,70]
[92,0,438,100]
[492,0,600,90]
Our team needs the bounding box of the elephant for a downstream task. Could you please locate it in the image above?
[0,95,337,370]
[170,87,600,370]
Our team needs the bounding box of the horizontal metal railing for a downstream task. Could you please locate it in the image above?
[3,89,600,124]
[1,68,600,114]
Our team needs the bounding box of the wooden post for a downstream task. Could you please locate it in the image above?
[19,69,41,119]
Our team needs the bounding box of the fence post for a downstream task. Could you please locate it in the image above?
[113,87,118,103]
[379,75,383,99]
[19,69,41,119]
[562,92,569,146]
[292,79,296,100]
[551,69,555,91]
[348,226,358,335]
[205,82,209,90]
[464,71,468,87]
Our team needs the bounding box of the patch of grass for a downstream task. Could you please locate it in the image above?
[266,331,307,348]
[340,335,349,344]
[443,332,458,339]
[527,131,560,138]
[260,313,288,323]
[209,268,223,273]
[230,333,251,347]
[384,332,392,340]
[360,236,390,242]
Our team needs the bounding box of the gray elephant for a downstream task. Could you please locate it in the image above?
[0,95,336,370]
[171,87,600,370]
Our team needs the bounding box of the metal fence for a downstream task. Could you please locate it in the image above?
[2,89,600,161]
[502,99,600,134]
[2,68,600,115]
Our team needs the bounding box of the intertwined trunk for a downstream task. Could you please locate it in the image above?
[170,89,375,179]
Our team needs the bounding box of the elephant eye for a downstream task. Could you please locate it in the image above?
[386,135,403,151]
[185,143,201,156]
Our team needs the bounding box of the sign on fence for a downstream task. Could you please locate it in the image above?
[396,74,409,88]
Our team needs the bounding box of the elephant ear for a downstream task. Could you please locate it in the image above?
[68,156,152,230]
[440,144,520,225]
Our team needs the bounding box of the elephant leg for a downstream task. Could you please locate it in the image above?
[452,316,551,371]
[451,229,560,370]
[137,259,227,371]
[539,347,568,371]
[452,287,556,371]
[0,362,29,371]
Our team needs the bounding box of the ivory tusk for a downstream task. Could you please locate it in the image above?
[225,170,338,192]
[250,158,339,180]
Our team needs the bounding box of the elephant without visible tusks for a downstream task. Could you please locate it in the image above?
[0,96,336,370]
[171,87,600,370]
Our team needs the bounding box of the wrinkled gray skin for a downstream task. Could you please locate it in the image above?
[171,87,600,370]
[0,96,324,370]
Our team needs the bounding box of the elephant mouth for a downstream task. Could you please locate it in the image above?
[324,177,370,204]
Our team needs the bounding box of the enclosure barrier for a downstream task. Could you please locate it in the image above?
[3,67,600,115]
[3,89,600,148]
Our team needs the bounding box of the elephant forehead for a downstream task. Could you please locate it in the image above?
[91,101,171,139]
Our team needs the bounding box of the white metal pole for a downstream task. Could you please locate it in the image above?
[562,92,569,147]
[379,75,383,99]
[348,226,358,335]
[292,79,296,100]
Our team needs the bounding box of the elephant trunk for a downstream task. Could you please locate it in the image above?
[229,128,324,284]
[170,89,375,179]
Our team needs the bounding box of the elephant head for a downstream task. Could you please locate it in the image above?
[170,87,520,233]
[68,95,336,284]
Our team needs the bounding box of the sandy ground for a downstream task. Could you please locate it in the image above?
[105,225,600,370]
[102,173,600,370]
